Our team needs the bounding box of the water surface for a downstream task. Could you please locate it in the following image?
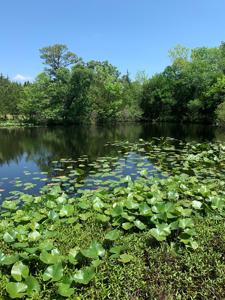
[0,123,224,200]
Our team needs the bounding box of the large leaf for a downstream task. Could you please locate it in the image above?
[93,197,105,211]
[81,240,105,259]
[122,222,134,230]
[150,223,171,241]
[139,203,152,216]
[0,254,19,265]
[6,282,27,299]
[191,200,202,210]
[3,231,16,243]
[73,266,95,284]
[59,204,74,217]
[25,276,40,295]
[57,283,74,297]
[105,229,121,241]
[43,263,64,281]
[40,249,62,264]
[28,230,41,242]
[11,261,29,281]
[134,220,146,230]
[178,218,194,229]
[111,205,123,217]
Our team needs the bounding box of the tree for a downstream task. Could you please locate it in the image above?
[66,65,93,122]
[87,61,124,122]
[168,44,190,64]
[141,73,175,121]
[39,44,80,78]
[0,75,23,119]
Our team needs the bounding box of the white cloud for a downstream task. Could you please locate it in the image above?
[13,74,33,82]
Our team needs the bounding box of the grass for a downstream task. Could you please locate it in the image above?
[1,215,224,299]
[57,217,225,299]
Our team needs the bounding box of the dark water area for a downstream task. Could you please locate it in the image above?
[0,123,225,200]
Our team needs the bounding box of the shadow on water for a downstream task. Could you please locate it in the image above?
[0,123,224,199]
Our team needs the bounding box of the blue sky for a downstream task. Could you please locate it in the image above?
[1,0,225,82]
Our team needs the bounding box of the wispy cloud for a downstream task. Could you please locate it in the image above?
[13,74,33,82]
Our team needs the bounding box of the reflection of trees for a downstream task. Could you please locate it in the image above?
[140,123,216,142]
[0,123,221,173]
[0,124,143,171]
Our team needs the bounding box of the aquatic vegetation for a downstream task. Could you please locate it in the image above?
[0,138,224,299]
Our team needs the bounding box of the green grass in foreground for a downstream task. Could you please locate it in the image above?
[53,216,225,300]
[0,215,224,299]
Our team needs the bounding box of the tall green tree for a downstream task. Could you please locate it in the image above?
[39,44,80,78]
[0,75,23,119]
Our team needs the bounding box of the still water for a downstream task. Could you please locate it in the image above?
[0,123,224,200]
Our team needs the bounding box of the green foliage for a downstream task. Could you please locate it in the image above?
[216,101,225,126]
[141,42,225,123]
[0,74,23,120]
[39,44,80,78]
[2,41,225,125]
[0,138,224,298]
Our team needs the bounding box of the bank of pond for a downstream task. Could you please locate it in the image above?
[0,138,224,299]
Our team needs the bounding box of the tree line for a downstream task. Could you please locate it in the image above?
[1,43,225,125]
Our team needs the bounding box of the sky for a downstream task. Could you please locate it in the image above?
[0,0,225,82]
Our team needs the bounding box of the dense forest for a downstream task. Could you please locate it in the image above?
[1,42,225,125]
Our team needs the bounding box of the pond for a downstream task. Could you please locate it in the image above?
[0,123,225,200]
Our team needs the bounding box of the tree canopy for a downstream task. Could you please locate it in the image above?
[1,42,225,126]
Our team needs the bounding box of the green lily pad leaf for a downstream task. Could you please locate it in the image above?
[169,220,179,230]
[209,196,225,210]
[0,251,6,264]
[139,203,152,216]
[95,214,110,223]
[28,230,41,242]
[140,169,148,177]
[118,254,134,263]
[125,199,139,210]
[40,249,62,264]
[6,282,28,299]
[12,242,29,249]
[79,212,92,221]
[179,218,194,229]
[59,205,74,217]
[150,227,166,241]
[122,222,134,230]
[0,254,19,265]
[134,220,146,230]
[150,223,171,241]
[81,240,105,259]
[38,240,54,251]
[2,200,17,210]
[73,266,95,285]
[11,261,29,281]
[68,248,79,264]
[93,197,105,211]
[57,283,74,297]
[43,263,64,281]
[105,229,121,241]
[168,191,179,201]
[25,276,40,295]
[191,200,202,209]
[3,231,16,243]
[48,210,59,220]
[109,245,125,254]
[91,259,102,268]
[111,205,123,217]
